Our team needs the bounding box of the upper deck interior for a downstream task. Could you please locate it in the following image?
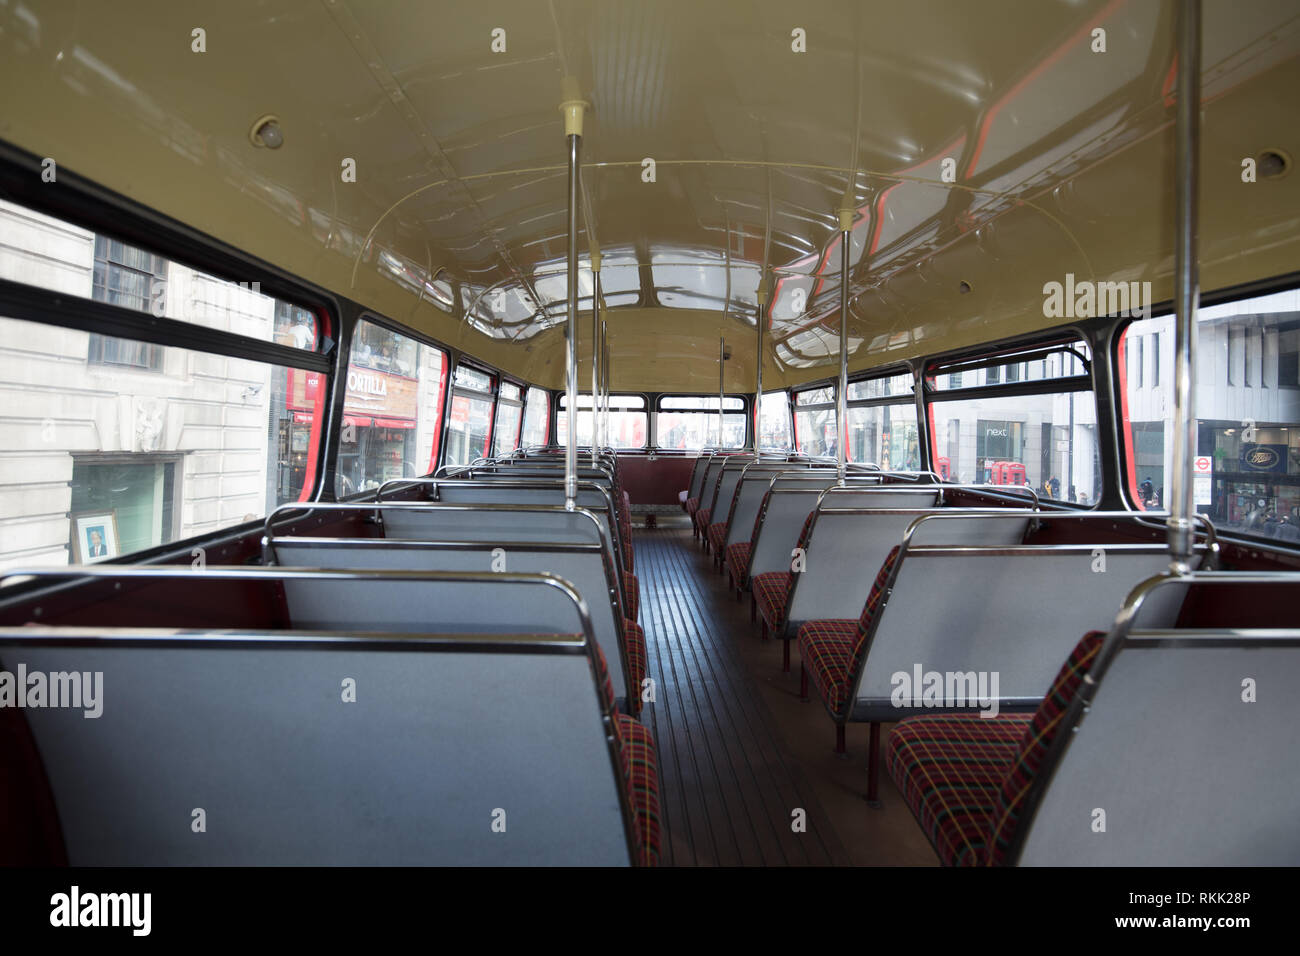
[0,0,1299,880]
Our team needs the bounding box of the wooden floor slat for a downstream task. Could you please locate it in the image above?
[635,519,854,866]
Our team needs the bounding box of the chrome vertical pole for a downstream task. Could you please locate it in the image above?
[1168,0,1201,570]
[601,320,610,448]
[718,336,726,447]
[836,207,852,482]
[754,272,767,453]
[591,246,601,463]
[560,84,587,510]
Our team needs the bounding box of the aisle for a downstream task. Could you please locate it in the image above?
[634,516,938,866]
[635,518,851,865]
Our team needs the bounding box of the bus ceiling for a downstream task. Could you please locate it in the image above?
[0,0,1298,392]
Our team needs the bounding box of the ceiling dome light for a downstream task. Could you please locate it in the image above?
[249,114,284,149]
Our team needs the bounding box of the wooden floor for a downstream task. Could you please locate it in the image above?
[635,515,938,866]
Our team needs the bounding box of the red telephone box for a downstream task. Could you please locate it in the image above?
[1005,462,1026,486]
[936,457,951,481]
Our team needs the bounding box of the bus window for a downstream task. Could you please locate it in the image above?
[1120,288,1300,540]
[848,370,918,468]
[928,341,1098,502]
[444,365,495,466]
[656,395,743,449]
[558,394,647,449]
[0,201,329,568]
[333,319,446,497]
[492,382,524,457]
[519,386,550,447]
[758,390,793,452]
[793,387,835,457]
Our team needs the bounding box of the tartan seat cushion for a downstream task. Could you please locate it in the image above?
[887,713,1032,866]
[622,538,634,573]
[612,714,661,867]
[694,506,712,531]
[591,641,618,713]
[621,618,647,714]
[797,619,858,713]
[685,496,699,515]
[984,630,1105,865]
[623,573,639,621]
[886,630,1106,866]
[706,522,728,554]
[726,541,752,587]
[752,571,792,631]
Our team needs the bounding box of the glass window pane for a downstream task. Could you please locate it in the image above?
[453,365,493,392]
[333,319,447,497]
[848,403,920,469]
[655,408,744,449]
[0,316,326,568]
[500,382,522,402]
[1121,288,1300,540]
[493,401,522,457]
[796,386,834,406]
[759,391,792,451]
[658,395,742,411]
[445,393,495,466]
[560,393,646,410]
[929,340,1091,391]
[848,370,914,400]
[1,198,320,351]
[930,392,1099,502]
[795,406,836,456]
[557,407,647,449]
[520,387,550,447]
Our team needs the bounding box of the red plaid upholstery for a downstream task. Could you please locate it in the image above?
[706,522,728,554]
[754,510,819,633]
[752,571,791,631]
[887,714,1032,866]
[798,619,858,711]
[591,641,618,713]
[593,643,661,867]
[795,546,900,717]
[885,631,1106,866]
[622,538,634,573]
[726,541,752,588]
[622,572,639,621]
[611,714,661,867]
[727,489,772,589]
[685,496,699,515]
[984,630,1104,864]
[621,618,647,715]
[694,506,712,533]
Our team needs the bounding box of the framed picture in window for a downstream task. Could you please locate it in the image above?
[71,511,120,564]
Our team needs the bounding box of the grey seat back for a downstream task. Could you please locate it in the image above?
[687,454,712,501]
[746,489,828,582]
[418,482,625,565]
[1014,572,1300,865]
[0,621,631,865]
[718,466,831,549]
[270,537,631,701]
[696,458,728,513]
[784,510,1031,633]
[376,503,607,547]
[707,461,756,531]
[850,546,1200,720]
